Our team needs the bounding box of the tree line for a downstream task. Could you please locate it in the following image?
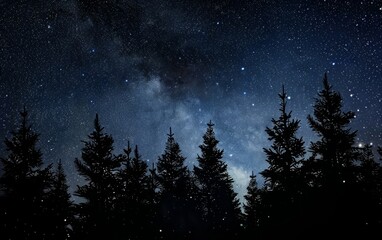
[0,74,381,239]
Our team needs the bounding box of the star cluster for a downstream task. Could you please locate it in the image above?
[1,0,381,199]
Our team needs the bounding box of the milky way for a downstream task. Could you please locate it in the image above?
[1,0,382,200]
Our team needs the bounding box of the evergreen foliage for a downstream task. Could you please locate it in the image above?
[0,107,52,239]
[74,114,120,239]
[258,86,305,237]
[243,172,262,232]
[307,73,358,187]
[356,145,382,231]
[45,160,73,239]
[261,86,305,192]
[116,142,153,239]
[155,128,196,239]
[193,121,241,239]
[304,73,360,236]
[0,74,381,239]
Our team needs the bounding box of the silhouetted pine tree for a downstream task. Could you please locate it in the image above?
[45,160,74,239]
[305,73,359,235]
[0,107,52,239]
[243,172,262,235]
[307,73,358,186]
[116,142,153,239]
[356,144,382,232]
[259,86,305,235]
[148,161,160,237]
[115,141,133,238]
[155,128,196,239]
[74,114,120,239]
[193,121,241,240]
[261,86,305,192]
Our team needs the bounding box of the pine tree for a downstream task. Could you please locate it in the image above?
[45,160,74,239]
[148,161,160,236]
[356,145,382,231]
[116,142,153,239]
[0,107,52,239]
[193,121,241,240]
[155,128,195,239]
[243,172,262,233]
[259,86,305,236]
[261,85,305,192]
[305,73,359,235]
[115,141,133,235]
[358,145,379,195]
[307,73,357,187]
[74,114,120,239]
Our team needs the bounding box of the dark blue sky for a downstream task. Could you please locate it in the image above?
[1,0,381,200]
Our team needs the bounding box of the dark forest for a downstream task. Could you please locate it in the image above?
[1,74,381,240]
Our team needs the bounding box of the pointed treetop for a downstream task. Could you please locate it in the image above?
[281,84,285,97]
[21,105,28,118]
[278,85,288,114]
[134,144,139,156]
[94,113,99,125]
[56,160,67,181]
[20,105,29,127]
[208,120,214,127]
[168,127,173,138]
[149,162,156,175]
[123,141,132,156]
[93,113,104,133]
[323,72,331,91]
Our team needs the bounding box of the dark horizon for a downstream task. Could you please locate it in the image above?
[1,75,381,239]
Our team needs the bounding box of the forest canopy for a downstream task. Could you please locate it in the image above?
[0,74,381,239]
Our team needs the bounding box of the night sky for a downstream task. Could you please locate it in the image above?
[1,0,382,201]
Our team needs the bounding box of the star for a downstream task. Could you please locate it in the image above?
[1,0,381,210]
